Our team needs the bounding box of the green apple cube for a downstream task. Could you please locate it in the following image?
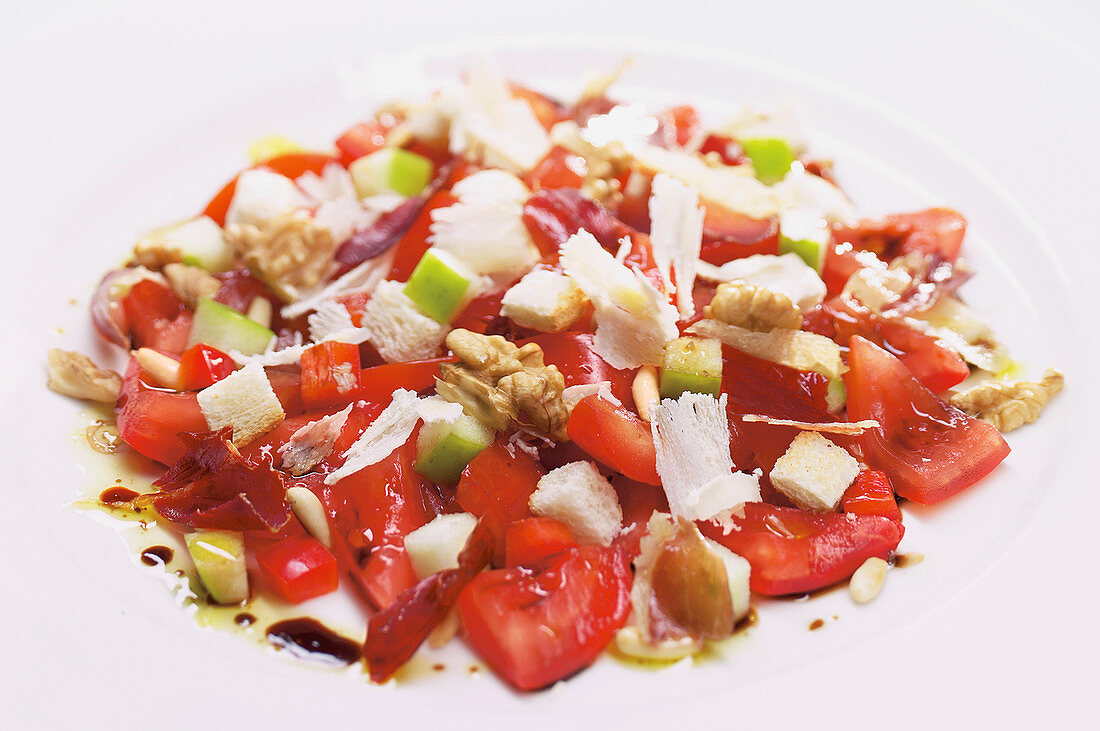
[403,249,477,323]
[660,337,724,399]
[826,378,847,413]
[184,531,248,604]
[142,216,234,272]
[779,209,830,272]
[415,412,495,486]
[188,297,275,355]
[741,137,796,185]
[349,147,433,198]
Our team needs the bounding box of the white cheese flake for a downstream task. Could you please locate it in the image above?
[225,169,309,228]
[429,198,538,277]
[649,173,705,319]
[280,248,396,320]
[560,229,679,369]
[696,252,826,310]
[308,300,356,343]
[197,362,286,446]
[739,414,880,436]
[326,389,421,485]
[688,318,845,380]
[561,381,622,408]
[651,393,760,522]
[450,169,530,208]
[278,403,355,476]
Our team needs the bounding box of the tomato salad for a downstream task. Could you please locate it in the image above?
[47,60,1063,691]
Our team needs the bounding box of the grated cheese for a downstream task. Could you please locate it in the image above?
[561,381,622,408]
[739,414,880,436]
[648,173,705,319]
[308,300,356,342]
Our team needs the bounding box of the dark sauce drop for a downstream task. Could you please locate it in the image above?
[809,618,825,631]
[140,545,173,566]
[100,487,140,505]
[266,618,361,667]
[235,613,257,627]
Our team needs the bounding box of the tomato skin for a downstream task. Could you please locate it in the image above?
[505,517,579,568]
[116,357,208,465]
[845,336,1010,504]
[566,395,661,486]
[359,544,419,610]
[177,344,235,391]
[842,470,902,522]
[255,536,339,604]
[456,441,545,565]
[699,503,904,595]
[523,146,586,191]
[457,545,633,691]
[300,341,363,409]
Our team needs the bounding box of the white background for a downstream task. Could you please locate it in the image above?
[2,1,1098,728]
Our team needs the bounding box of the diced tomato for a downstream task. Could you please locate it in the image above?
[509,83,568,131]
[300,341,363,409]
[387,190,457,281]
[652,105,701,148]
[567,395,660,486]
[698,133,746,166]
[121,279,191,354]
[821,241,887,297]
[721,346,833,422]
[832,208,967,264]
[201,153,337,226]
[842,469,902,522]
[699,503,904,595]
[177,344,235,391]
[335,118,394,165]
[505,517,579,568]
[523,332,635,409]
[700,206,780,264]
[456,441,545,566]
[265,367,304,418]
[359,358,454,405]
[457,545,633,691]
[523,146,586,191]
[116,357,208,465]
[823,296,969,393]
[359,544,419,610]
[255,536,339,604]
[845,336,1010,504]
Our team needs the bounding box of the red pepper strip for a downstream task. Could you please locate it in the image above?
[363,521,494,682]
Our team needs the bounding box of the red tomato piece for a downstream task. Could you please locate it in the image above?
[121,279,190,354]
[387,190,458,281]
[335,118,394,165]
[300,341,363,409]
[842,469,902,522]
[523,145,586,191]
[255,536,339,604]
[701,206,780,264]
[845,336,1010,504]
[566,395,660,486]
[821,241,887,297]
[508,83,569,131]
[359,544,419,611]
[265,367,304,418]
[456,441,545,566]
[832,208,967,264]
[522,188,623,263]
[177,344,235,391]
[699,503,904,595]
[457,545,633,691]
[698,133,746,166]
[504,517,579,568]
[609,475,669,559]
[523,332,635,410]
[652,105,701,148]
[359,357,454,406]
[116,357,208,465]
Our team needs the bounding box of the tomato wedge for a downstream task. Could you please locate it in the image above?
[699,503,904,595]
[504,517,578,568]
[842,469,902,522]
[456,441,545,565]
[566,395,661,486]
[845,336,1010,504]
[458,545,632,691]
[116,357,207,465]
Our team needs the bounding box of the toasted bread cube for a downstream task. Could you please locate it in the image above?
[529,461,623,545]
[404,513,479,578]
[360,280,449,362]
[197,362,285,445]
[769,431,860,512]
[500,269,588,332]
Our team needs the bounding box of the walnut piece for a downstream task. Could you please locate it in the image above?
[131,240,183,269]
[47,349,123,403]
[436,329,569,440]
[705,282,803,332]
[949,369,1064,432]
[163,263,221,308]
[224,213,337,302]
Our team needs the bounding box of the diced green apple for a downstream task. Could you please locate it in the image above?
[415,413,495,486]
[660,337,723,399]
[740,137,796,185]
[140,216,234,272]
[349,147,433,198]
[188,297,275,356]
[779,209,830,272]
[403,248,477,323]
[184,530,248,604]
[826,378,847,413]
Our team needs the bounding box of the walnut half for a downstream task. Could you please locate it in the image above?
[705,282,803,332]
[436,329,569,440]
[47,349,122,403]
[224,213,336,303]
[950,369,1064,432]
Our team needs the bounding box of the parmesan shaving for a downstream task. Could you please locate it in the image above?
[561,381,622,408]
[280,248,396,320]
[308,300,356,342]
[648,173,705,319]
[278,404,355,476]
[688,318,844,380]
[696,253,826,310]
[326,389,421,484]
[560,229,679,369]
[739,414,880,436]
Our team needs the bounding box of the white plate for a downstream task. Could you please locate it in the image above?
[3,2,1098,727]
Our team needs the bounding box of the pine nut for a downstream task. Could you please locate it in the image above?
[287,486,331,548]
[246,296,273,329]
[849,557,888,604]
[427,608,461,648]
[632,365,660,422]
[133,347,181,389]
